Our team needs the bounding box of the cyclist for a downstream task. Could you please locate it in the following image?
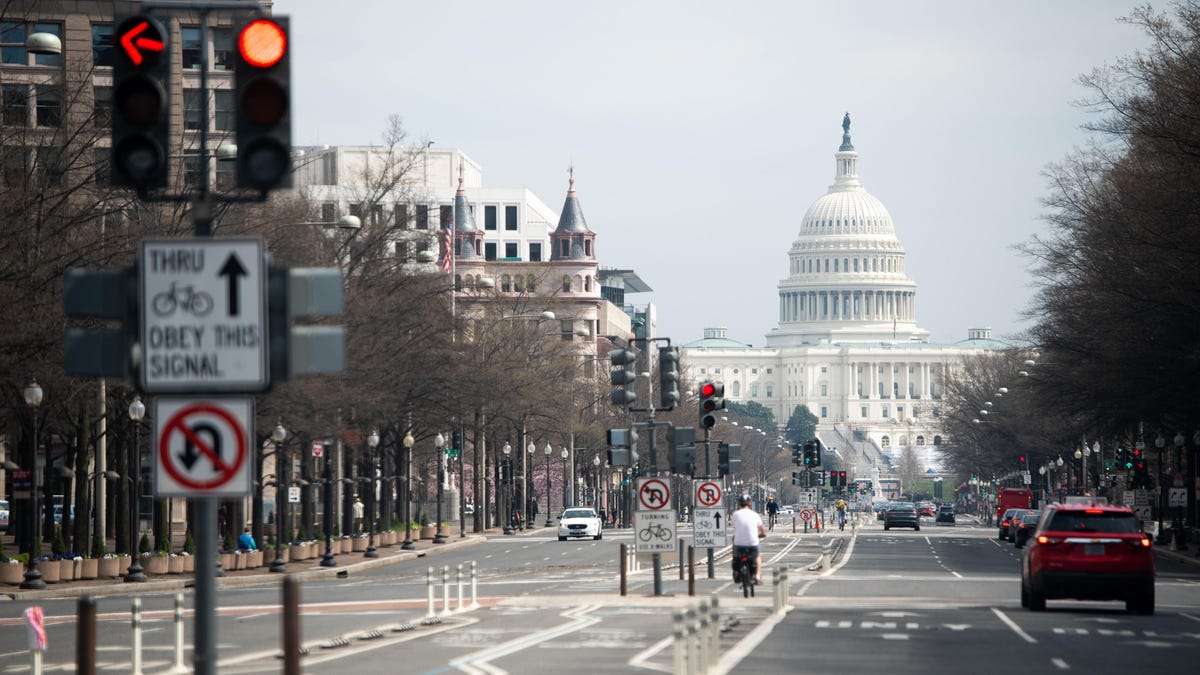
[731,494,766,585]
[836,498,848,530]
[766,496,779,530]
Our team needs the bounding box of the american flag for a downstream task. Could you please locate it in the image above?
[439,225,453,273]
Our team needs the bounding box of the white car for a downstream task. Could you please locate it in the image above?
[557,507,603,541]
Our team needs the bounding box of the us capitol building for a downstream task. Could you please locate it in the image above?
[681,115,1006,473]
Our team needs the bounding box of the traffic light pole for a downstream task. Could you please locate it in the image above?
[703,427,715,579]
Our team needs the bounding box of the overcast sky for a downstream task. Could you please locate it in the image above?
[284,0,1152,347]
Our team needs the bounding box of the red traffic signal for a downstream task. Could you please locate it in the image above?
[700,382,716,398]
[238,19,287,68]
[111,15,170,189]
[234,16,292,190]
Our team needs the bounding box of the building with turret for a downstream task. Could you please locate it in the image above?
[681,116,1008,473]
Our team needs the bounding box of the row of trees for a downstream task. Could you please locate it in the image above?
[936,3,1200,486]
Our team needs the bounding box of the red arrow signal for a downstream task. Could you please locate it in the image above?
[120,19,164,66]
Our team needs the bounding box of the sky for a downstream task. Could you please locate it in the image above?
[283,0,1154,348]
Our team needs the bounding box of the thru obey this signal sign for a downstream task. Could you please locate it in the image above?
[154,397,252,497]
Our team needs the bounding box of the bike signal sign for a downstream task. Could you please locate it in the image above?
[637,478,671,511]
[154,397,253,497]
[634,510,677,553]
[139,238,267,393]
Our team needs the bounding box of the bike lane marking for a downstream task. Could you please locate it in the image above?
[991,607,1037,644]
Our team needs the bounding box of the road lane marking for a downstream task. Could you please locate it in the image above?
[992,608,1037,644]
[1182,612,1200,624]
[1051,658,1069,669]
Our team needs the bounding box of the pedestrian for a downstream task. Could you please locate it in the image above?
[530,499,539,525]
[238,526,256,551]
[352,495,364,533]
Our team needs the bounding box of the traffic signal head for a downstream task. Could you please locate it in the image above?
[1017,455,1026,466]
[112,15,170,189]
[607,448,631,467]
[837,470,847,488]
[609,347,638,408]
[63,268,137,377]
[792,442,803,465]
[658,346,681,409]
[802,440,821,466]
[670,446,696,477]
[718,442,741,477]
[699,381,725,428]
[235,17,292,190]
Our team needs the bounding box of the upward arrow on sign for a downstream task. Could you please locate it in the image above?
[218,254,248,317]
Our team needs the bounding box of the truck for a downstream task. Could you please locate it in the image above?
[996,487,1033,522]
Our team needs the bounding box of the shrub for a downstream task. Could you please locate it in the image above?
[91,530,106,558]
[139,532,152,555]
[223,532,235,552]
[183,530,196,556]
[52,529,67,556]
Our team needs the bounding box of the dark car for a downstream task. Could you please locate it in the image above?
[1021,500,1154,614]
[883,502,920,531]
[998,508,1021,541]
[1012,511,1041,548]
[935,504,955,525]
[1008,509,1038,541]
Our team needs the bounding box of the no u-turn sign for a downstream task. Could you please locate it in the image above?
[154,397,253,497]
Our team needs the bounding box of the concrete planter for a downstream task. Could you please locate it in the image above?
[143,555,169,575]
[218,552,234,570]
[80,558,99,580]
[117,556,133,577]
[420,526,437,540]
[39,560,62,583]
[168,556,184,574]
[98,558,121,578]
[351,537,367,552]
[0,562,25,585]
[182,555,195,573]
[246,550,263,568]
[289,544,306,561]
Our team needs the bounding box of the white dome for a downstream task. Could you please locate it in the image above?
[801,189,895,237]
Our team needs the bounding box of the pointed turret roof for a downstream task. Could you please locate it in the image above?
[555,166,591,234]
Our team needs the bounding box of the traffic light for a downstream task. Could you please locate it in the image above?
[836,470,847,489]
[791,470,804,486]
[111,15,170,189]
[607,448,631,467]
[451,430,462,452]
[815,470,826,486]
[1118,447,1133,470]
[609,347,638,408]
[699,381,725,429]
[62,268,137,377]
[802,440,821,466]
[791,442,803,465]
[1017,454,1026,468]
[718,442,741,477]
[658,346,680,409]
[670,446,696,477]
[267,267,346,382]
[234,16,292,190]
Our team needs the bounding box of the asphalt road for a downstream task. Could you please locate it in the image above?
[1,516,1197,673]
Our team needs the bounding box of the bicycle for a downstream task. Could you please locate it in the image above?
[152,282,214,317]
[733,546,756,598]
[768,512,777,531]
[637,523,672,542]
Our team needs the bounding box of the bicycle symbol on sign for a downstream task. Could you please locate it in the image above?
[152,282,214,318]
[637,523,672,542]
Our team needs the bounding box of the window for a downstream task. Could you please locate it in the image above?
[499,275,510,292]
[321,203,336,222]
[915,435,925,446]
[559,320,572,341]
[562,276,571,293]
[752,368,758,374]
[766,386,773,398]
[93,148,110,185]
[751,385,758,397]
[2,84,27,126]
[505,205,518,230]
[214,90,233,131]
[91,86,112,129]
[484,205,497,230]
[513,275,524,292]
[183,89,203,130]
[820,384,827,396]
[505,242,518,258]
[1,147,27,186]
[213,28,233,70]
[2,22,61,67]
[820,406,828,418]
[92,24,114,67]
[36,146,64,186]
[584,240,592,256]
[529,242,542,261]
[526,275,537,292]
[484,242,497,261]
[439,205,453,228]
[820,366,827,373]
[394,241,408,259]
[395,204,409,228]
[560,239,570,257]
[35,85,59,127]
[182,152,200,188]
[766,368,772,374]
[349,203,363,220]
[181,27,202,69]
[861,406,867,417]
[881,435,890,447]
[731,382,740,397]
[882,407,889,418]
[416,205,429,229]
[216,158,234,190]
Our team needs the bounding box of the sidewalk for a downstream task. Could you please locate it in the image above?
[0,525,532,601]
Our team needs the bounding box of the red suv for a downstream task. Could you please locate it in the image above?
[1021,500,1154,614]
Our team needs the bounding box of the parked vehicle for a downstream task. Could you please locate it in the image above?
[0,499,8,531]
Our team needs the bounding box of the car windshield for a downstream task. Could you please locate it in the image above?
[1046,511,1138,533]
[562,510,595,519]
[1021,513,1040,524]
[889,503,915,510]
[938,506,954,512]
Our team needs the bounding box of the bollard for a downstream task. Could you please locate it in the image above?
[425,567,436,619]
[697,599,710,673]
[620,543,628,596]
[76,596,96,675]
[172,593,186,673]
[708,593,720,671]
[685,607,698,675]
[803,517,808,534]
[792,515,796,533]
[679,539,685,580]
[672,609,686,675]
[822,541,833,569]
[456,564,464,611]
[131,597,143,675]
[470,560,480,609]
[687,546,695,597]
[282,576,300,675]
[441,565,451,614]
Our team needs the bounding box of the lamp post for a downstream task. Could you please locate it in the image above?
[365,431,380,558]
[593,455,601,509]
[527,442,536,527]
[561,447,570,510]
[320,439,337,567]
[124,396,147,583]
[544,443,554,527]
[270,423,288,573]
[433,434,447,544]
[502,443,514,535]
[1155,433,1166,535]
[402,432,415,550]
[20,380,45,590]
[1173,432,1186,549]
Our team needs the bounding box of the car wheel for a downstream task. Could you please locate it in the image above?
[558,536,567,541]
[1028,586,1046,612]
[914,525,920,531]
[1020,578,1030,608]
[884,524,890,531]
[594,533,602,540]
[1127,586,1154,615]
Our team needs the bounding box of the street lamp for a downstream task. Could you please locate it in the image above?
[593,455,601,509]
[502,443,514,535]
[1155,433,1166,535]
[270,422,288,573]
[433,434,447,543]
[544,442,554,527]
[365,430,380,558]
[561,447,570,511]
[320,439,337,567]
[401,432,415,550]
[20,379,45,590]
[527,442,536,527]
[124,395,147,583]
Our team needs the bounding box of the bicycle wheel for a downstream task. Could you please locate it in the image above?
[638,528,651,542]
[742,564,751,598]
[152,291,176,316]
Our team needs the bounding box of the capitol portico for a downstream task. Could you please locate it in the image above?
[682,116,1006,473]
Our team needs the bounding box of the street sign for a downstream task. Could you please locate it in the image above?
[693,479,722,508]
[797,487,818,507]
[153,397,253,497]
[637,477,671,511]
[139,238,268,393]
[312,440,323,457]
[799,508,814,522]
[634,510,677,553]
[1168,487,1187,508]
[288,486,301,503]
[11,470,32,499]
[692,507,727,547]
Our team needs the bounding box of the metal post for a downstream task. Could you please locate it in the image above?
[402,437,414,550]
[76,597,96,675]
[21,402,44,589]
[425,567,435,620]
[697,599,710,673]
[125,416,146,582]
[441,565,450,614]
[456,563,464,610]
[688,545,695,596]
[672,610,685,675]
[270,447,287,572]
[545,450,554,527]
[172,593,185,672]
[708,595,720,671]
[365,441,378,558]
[620,542,628,596]
[193,497,217,675]
[282,576,300,675]
[131,598,143,675]
[679,539,685,579]
[434,446,447,543]
[470,560,479,608]
[321,449,336,567]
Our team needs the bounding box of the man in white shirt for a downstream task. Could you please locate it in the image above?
[730,494,766,584]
